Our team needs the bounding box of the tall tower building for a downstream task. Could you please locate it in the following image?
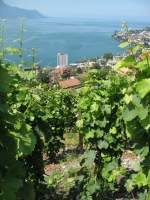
[57,53,68,67]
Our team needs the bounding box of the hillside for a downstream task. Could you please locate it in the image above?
[0,0,43,18]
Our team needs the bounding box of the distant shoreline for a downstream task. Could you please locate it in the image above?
[112,27,150,46]
[0,0,44,18]
[2,18,150,67]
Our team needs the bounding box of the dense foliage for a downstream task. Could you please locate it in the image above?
[0,62,76,199]
[76,42,150,199]
[76,69,131,199]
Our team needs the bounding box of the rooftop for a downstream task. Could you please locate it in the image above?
[59,78,81,89]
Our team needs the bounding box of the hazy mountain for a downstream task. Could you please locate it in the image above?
[0,0,44,18]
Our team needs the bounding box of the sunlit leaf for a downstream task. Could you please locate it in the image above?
[119,41,130,48]
[136,78,150,98]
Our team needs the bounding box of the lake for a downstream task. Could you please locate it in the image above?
[5,18,150,67]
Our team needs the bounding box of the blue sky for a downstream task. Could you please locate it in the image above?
[4,0,150,20]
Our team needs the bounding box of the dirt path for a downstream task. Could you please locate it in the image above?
[43,146,83,200]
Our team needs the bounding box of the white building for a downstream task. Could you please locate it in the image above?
[57,53,68,67]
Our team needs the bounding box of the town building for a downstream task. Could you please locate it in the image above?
[24,66,41,74]
[57,53,68,67]
[50,66,71,82]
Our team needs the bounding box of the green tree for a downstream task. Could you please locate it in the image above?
[103,53,113,61]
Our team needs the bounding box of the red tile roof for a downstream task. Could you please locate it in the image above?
[59,78,81,89]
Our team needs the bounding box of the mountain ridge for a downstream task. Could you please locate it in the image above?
[0,0,44,18]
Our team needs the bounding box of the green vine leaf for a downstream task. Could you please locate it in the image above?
[125,179,134,192]
[83,150,96,168]
[134,172,147,188]
[98,140,109,149]
[123,108,137,121]
[136,78,150,98]
[76,119,84,128]
[119,41,130,48]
